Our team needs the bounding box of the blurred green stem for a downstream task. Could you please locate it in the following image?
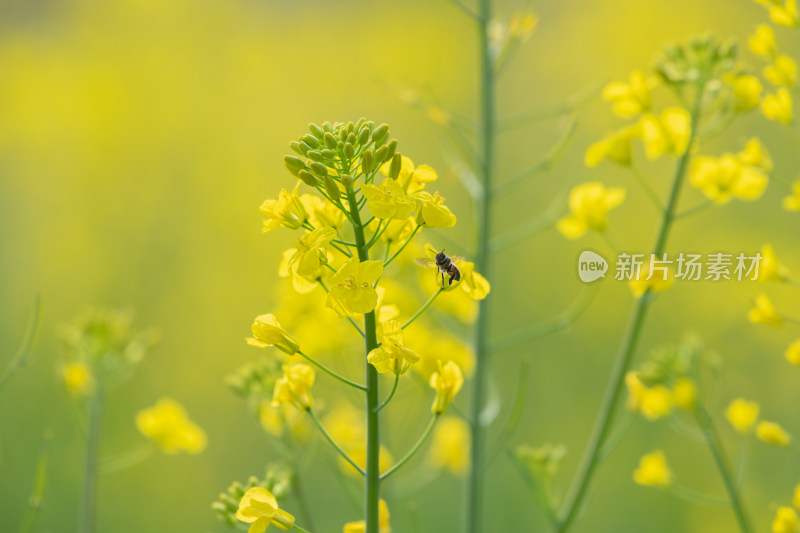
[380,415,439,481]
[554,83,705,533]
[466,0,495,531]
[19,431,52,533]
[0,294,42,393]
[79,390,103,533]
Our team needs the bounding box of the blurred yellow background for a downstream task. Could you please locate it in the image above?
[1,0,799,531]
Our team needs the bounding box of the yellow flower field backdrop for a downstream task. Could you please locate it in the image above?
[1,0,799,531]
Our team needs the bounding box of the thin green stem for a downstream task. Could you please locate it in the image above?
[99,444,154,475]
[18,431,52,533]
[629,166,664,212]
[293,524,312,533]
[670,482,731,508]
[674,199,713,220]
[694,405,753,532]
[298,350,366,391]
[79,390,103,533]
[554,84,705,533]
[0,294,42,393]
[307,409,364,476]
[376,374,400,412]
[380,414,439,480]
[402,288,444,329]
[383,225,422,267]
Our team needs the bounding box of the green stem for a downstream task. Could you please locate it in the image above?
[380,414,439,480]
[554,85,705,533]
[79,390,103,533]
[297,350,366,391]
[293,524,312,533]
[307,409,364,476]
[98,444,154,475]
[466,0,495,531]
[383,225,422,267]
[376,374,399,412]
[402,288,444,329]
[670,482,731,508]
[345,185,381,533]
[18,431,52,533]
[0,294,42,393]
[694,405,753,532]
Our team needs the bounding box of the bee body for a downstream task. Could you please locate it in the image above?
[434,251,461,287]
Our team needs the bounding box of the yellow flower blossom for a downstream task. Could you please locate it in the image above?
[773,506,800,533]
[326,257,383,316]
[367,320,419,374]
[757,420,792,446]
[428,416,470,476]
[235,487,295,532]
[770,0,799,27]
[738,138,773,172]
[689,153,769,204]
[362,178,418,220]
[272,363,315,410]
[602,70,652,117]
[762,88,794,124]
[626,371,674,420]
[259,185,308,232]
[783,181,800,211]
[758,244,789,282]
[455,260,491,300]
[628,262,674,299]
[246,314,300,355]
[732,74,763,112]
[584,127,636,167]
[749,24,777,56]
[639,107,691,160]
[430,360,464,414]
[287,226,336,279]
[343,499,390,533]
[278,248,320,294]
[765,54,799,87]
[726,398,760,434]
[258,401,308,440]
[671,377,696,410]
[633,450,672,487]
[412,191,457,228]
[136,397,207,454]
[748,293,783,327]
[380,155,438,193]
[62,361,94,396]
[556,182,625,239]
[508,12,538,41]
[301,194,346,229]
[786,339,800,365]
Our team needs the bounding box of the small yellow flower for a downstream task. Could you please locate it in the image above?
[762,88,794,124]
[556,182,625,239]
[757,420,792,446]
[326,257,383,317]
[362,178,418,220]
[428,416,470,476]
[770,0,799,27]
[301,194,346,229]
[602,71,653,117]
[749,24,777,56]
[640,385,674,420]
[259,185,309,232]
[412,191,457,228]
[732,74,763,112]
[765,54,799,87]
[786,339,800,365]
[454,260,491,300]
[690,154,769,204]
[287,226,336,279]
[633,450,672,486]
[773,506,800,533]
[236,487,295,532]
[258,401,308,440]
[278,248,320,294]
[62,362,94,396]
[584,127,636,167]
[748,293,783,327]
[726,398,760,434]
[508,12,538,41]
[639,107,691,160]
[246,314,300,355]
[758,244,789,282]
[783,181,800,211]
[343,499,390,533]
[671,377,697,410]
[367,320,419,374]
[430,360,464,414]
[272,363,315,410]
[738,138,773,172]
[136,398,207,454]
[380,155,438,193]
[628,263,674,299]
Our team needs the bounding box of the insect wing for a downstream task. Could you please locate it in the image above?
[414,257,437,268]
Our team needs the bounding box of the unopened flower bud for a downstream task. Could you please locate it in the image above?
[289,141,307,156]
[306,150,323,162]
[341,174,353,188]
[358,126,370,145]
[324,132,337,149]
[297,170,319,186]
[361,150,373,174]
[301,134,318,148]
[283,155,306,177]
[375,145,389,163]
[372,123,389,144]
[385,139,398,160]
[389,153,402,179]
[309,162,328,178]
[346,132,357,145]
[344,142,355,159]
[309,123,324,139]
[320,149,336,159]
[323,175,341,203]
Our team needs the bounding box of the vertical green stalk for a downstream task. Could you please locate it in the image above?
[79,389,103,533]
[555,86,704,533]
[466,0,495,531]
[694,405,753,533]
[346,185,381,533]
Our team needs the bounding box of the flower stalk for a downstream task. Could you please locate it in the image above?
[79,388,103,533]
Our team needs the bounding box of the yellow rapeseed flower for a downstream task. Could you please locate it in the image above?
[301,194,346,229]
[726,398,760,434]
[556,182,625,239]
[748,293,783,327]
[362,178,418,220]
[272,363,315,410]
[671,377,697,410]
[367,320,419,374]
[762,88,794,124]
[738,138,773,172]
[625,372,675,419]
[454,260,491,300]
[783,182,800,211]
[380,155,438,193]
[246,314,300,355]
[136,397,207,454]
[633,450,672,487]
[259,185,309,232]
[770,0,799,27]
[236,487,295,532]
[343,499,390,533]
[757,420,792,446]
[639,108,691,160]
[287,226,336,279]
[690,153,769,204]
[732,74,763,112]
[584,127,636,167]
[628,262,674,299]
[412,191,457,228]
[786,339,800,365]
[62,361,94,396]
[602,71,653,117]
[430,360,464,414]
[758,244,789,282]
[773,506,800,533]
[428,416,470,476]
[765,54,799,87]
[326,257,383,316]
[749,24,777,56]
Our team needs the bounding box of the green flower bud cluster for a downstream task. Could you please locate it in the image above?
[638,335,710,387]
[657,34,737,87]
[226,358,282,407]
[512,443,567,482]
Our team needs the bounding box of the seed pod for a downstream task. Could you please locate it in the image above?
[284,155,306,176]
[361,150,373,174]
[306,150,323,162]
[344,142,354,159]
[323,175,341,203]
[388,153,402,180]
[310,162,329,178]
[309,123,325,139]
[324,132,337,149]
[298,170,319,186]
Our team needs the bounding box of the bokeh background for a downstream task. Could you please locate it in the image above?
[1,0,799,531]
